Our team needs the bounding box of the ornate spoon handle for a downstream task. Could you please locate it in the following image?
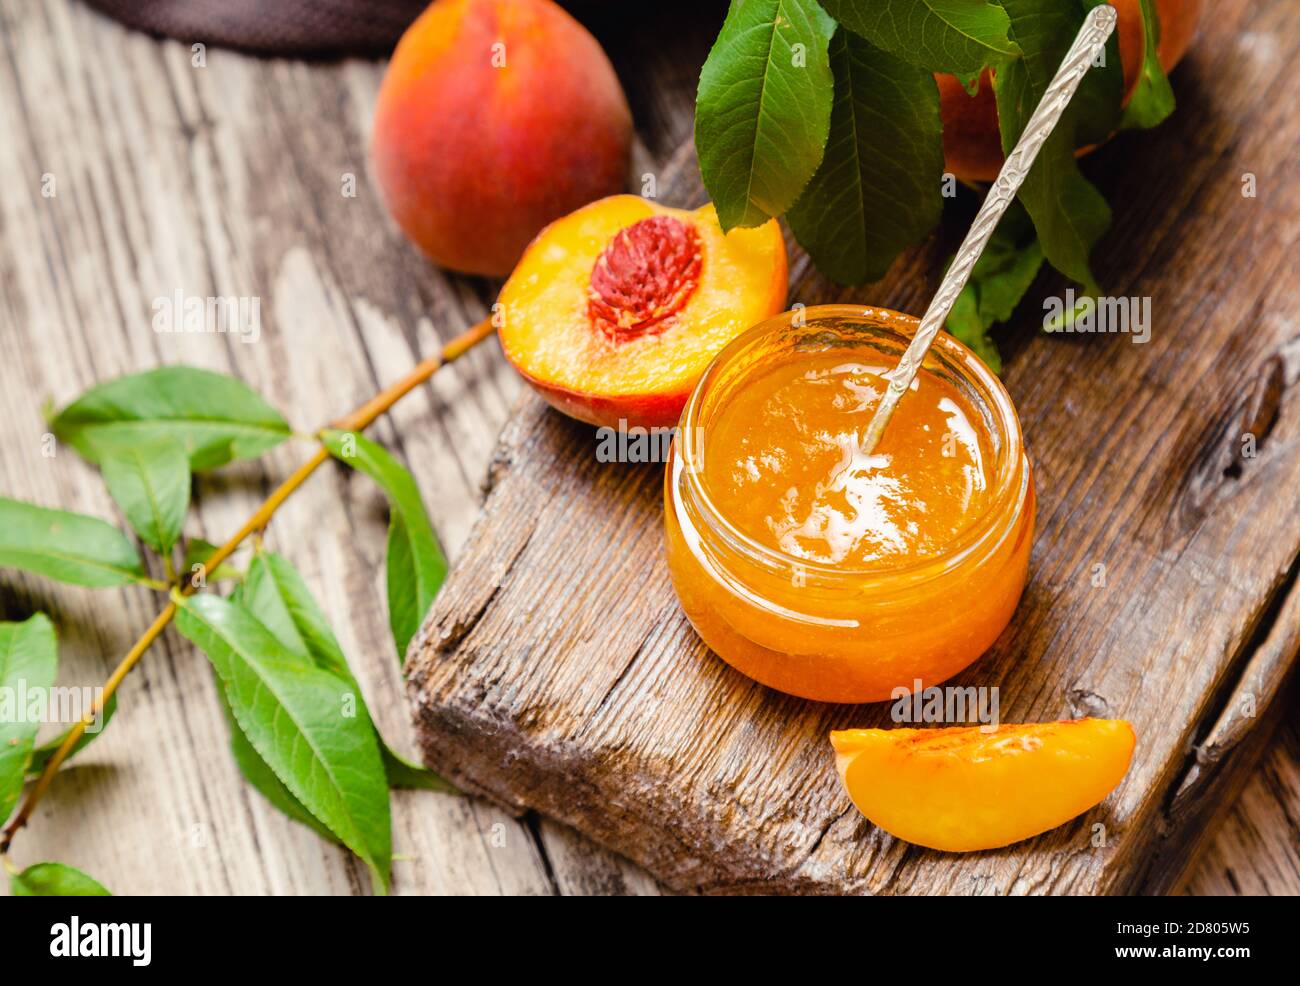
[858,3,1117,453]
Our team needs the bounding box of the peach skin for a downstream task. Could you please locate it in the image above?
[372,0,632,276]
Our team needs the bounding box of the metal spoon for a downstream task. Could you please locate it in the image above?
[858,3,1118,454]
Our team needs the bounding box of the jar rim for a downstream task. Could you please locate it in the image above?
[674,304,1029,588]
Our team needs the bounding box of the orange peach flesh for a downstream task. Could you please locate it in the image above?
[497,195,787,429]
[831,719,1136,852]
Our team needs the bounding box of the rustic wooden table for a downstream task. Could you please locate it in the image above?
[0,0,1294,894]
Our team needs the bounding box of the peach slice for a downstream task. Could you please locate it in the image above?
[497,194,787,430]
[831,719,1136,852]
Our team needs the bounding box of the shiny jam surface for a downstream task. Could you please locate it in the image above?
[702,354,993,568]
[663,314,1035,705]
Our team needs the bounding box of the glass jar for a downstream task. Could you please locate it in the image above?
[664,305,1034,704]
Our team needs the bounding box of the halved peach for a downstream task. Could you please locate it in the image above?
[831,719,1136,852]
[496,194,787,430]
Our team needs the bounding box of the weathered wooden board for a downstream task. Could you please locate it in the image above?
[409,0,1300,894]
[1182,700,1300,895]
[0,0,700,896]
[0,0,1294,897]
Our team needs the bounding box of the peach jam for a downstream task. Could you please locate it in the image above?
[664,306,1034,703]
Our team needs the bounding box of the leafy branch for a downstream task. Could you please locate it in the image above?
[695,0,1180,366]
[0,318,493,895]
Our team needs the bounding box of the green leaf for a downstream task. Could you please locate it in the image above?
[1119,0,1175,130]
[216,571,345,840]
[1070,0,1125,148]
[321,430,447,662]
[26,694,119,779]
[51,366,291,472]
[174,592,391,893]
[94,434,190,554]
[695,0,837,229]
[992,0,1111,294]
[10,861,111,896]
[381,746,456,793]
[944,200,1044,372]
[820,0,1020,74]
[240,550,454,793]
[241,551,351,681]
[947,290,1003,372]
[787,28,944,284]
[382,514,427,659]
[0,614,58,822]
[182,538,243,585]
[213,680,341,844]
[0,497,145,588]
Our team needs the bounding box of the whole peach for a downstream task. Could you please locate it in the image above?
[372,0,633,277]
[939,0,1204,182]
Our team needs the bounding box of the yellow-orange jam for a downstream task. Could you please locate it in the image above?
[664,306,1034,703]
[703,354,993,567]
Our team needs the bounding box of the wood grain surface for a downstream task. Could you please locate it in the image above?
[0,0,1294,895]
[408,0,1300,894]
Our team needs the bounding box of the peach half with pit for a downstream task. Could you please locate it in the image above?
[496,195,788,430]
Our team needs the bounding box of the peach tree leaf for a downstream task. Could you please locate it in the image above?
[0,614,58,823]
[992,0,1111,294]
[0,497,145,588]
[321,430,447,663]
[378,746,455,792]
[787,28,944,284]
[181,538,243,585]
[10,862,111,896]
[239,550,455,794]
[51,366,290,472]
[213,678,342,845]
[947,289,1004,372]
[174,592,391,894]
[1119,0,1175,130]
[214,569,345,842]
[1068,0,1125,148]
[945,199,1045,372]
[94,434,190,554]
[696,0,837,229]
[820,0,1020,74]
[240,551,351,682]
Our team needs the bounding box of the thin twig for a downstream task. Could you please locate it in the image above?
[0,318,495,855]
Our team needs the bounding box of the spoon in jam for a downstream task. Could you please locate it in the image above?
[858,3,1119,455]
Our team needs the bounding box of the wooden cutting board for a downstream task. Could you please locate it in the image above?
[406,0,1300,894]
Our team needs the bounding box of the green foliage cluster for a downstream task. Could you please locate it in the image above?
[695,0,1176,365]
[2,367,454,895]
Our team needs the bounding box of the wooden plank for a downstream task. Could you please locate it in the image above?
[0,0,557,895]
[0,0,1293,897]
[408,0,1300,894]
[1183,711,1300,895]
